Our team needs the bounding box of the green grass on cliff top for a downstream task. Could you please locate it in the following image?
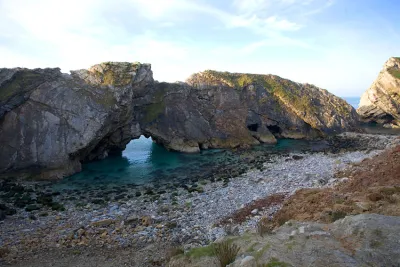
[202,70,318,115]
[389,68,400,79]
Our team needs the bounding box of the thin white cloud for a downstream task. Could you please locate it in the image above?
[126,0,303,36]
[233,0,335,20]
[241,36,310,54]
[232,0,271,15]
[227,14,301,32]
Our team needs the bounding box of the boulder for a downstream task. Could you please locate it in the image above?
[228,256,256,267]
[174,214,400,267]
[358,57,400,127]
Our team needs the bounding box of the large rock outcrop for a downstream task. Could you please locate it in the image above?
[0,63,359,179]
[169,214,400,267]
[0,62,154,179]
[358,57,400,127]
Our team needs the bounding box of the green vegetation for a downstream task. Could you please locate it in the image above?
[329,210,347,222]
[144,101,165,123]
[237,74,253,87]
[200,70,317,116]
[246,242,259,253]
[388,67,400,79]
[97,62,141,87]
[0,71,42,102]
[270,80,317,115]
[72,250,81,255]
[259,96,269,105]
[143,84,168,123]
[102,71,115,85]
[263,257,290,267]
[185,244,215,258]
[213,240,240,267]
[286,241,296,251]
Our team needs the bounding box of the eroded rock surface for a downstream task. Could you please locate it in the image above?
[0,62,153,179]
[358,57,400,127]
[0,63,359,179]
[169,214,400,267]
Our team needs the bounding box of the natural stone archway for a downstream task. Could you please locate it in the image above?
[0,62,359,179]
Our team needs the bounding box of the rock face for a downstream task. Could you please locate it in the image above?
[170,214,400,267]
[358,57,400,127]
[0,62,153,179]
[0,63,359,179]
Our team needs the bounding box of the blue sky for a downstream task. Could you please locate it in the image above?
[0,0,399,96]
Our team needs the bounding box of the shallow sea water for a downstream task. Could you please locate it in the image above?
[54,136,330,190]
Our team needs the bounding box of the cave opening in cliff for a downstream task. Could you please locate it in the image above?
[380,114,396,123]
[267,125,282,135]
[247,123,259,132]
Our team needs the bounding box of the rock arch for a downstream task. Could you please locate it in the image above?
[0,62,359,179]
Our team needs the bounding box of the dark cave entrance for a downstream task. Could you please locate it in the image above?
[267,125,282,135]
[379,114,395,123]
[247,123,259,132]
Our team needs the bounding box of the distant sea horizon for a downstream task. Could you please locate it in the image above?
[342,96,360,109]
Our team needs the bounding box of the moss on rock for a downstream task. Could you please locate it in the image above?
[388,67,400,80]
[0,71,43,102]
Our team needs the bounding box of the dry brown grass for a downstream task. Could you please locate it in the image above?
[257,217,274,236]
[270,144,400,226]
[218,193,286,225]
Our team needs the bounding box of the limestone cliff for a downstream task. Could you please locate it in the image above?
[358,57,400,127]
[0,63,359,179]
[0,62,153,179]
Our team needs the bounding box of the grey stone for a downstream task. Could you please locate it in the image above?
[228,256,256,267]
[0,63,359,179]
[358,57,400,126]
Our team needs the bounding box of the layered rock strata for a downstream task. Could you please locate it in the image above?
[358,57,400,127]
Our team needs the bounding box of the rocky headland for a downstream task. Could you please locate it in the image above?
[358,57,400,127]
[0,62,358,179]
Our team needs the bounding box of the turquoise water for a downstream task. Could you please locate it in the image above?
[54,96,361,190]
[54,136,329,190]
